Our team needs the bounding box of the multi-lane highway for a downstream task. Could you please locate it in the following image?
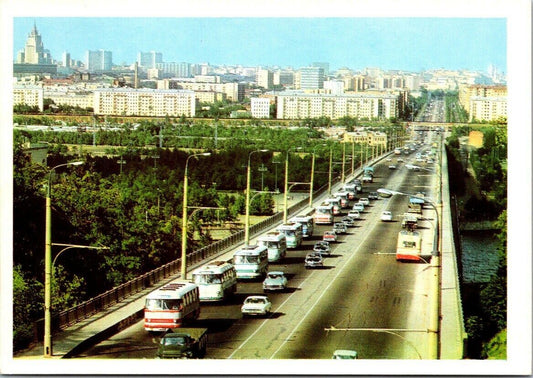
[76,136,439,360]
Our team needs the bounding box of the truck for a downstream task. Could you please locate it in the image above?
[363,166,374,177]
[407,196,424,214]
[157,328,207,359]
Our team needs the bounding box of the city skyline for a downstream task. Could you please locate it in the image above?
[13,17,506,74]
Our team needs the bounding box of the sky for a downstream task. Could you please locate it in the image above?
[13,17,507,73]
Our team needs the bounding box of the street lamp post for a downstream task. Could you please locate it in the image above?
[245,149,268,246]
[309,144,326,207]
[181,152,211,280]
[283,147,301,223]
[44,161,83,357]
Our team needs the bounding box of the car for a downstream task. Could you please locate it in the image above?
[380,210,393,222]
[388,164,396,169]
[333,222,347,234]
[332,350,358,359]
[341,216,355,227]
[362,175,373,183]
[323,231,338,242]
[305,252,323,269]
[262,271,288,292]
[313,241,331,256]
[352,203,364,212]
[386,157,393,161]
[368,192,379,200]
[241,295,272,317]
[347,210,361,219]
[358,198,370,206]
[397,158,404,162]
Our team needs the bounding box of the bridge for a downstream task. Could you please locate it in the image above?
[13,139,466,366]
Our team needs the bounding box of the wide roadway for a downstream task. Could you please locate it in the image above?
[76,143,437,360]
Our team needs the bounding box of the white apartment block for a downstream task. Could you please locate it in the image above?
[13,85,44,111]
[256,68,273,89]
[469,96,507,122]
[46,92,94,109]
[323,80,345,95]
[276,93,398,120]
[251,97,271,118]
[93,88,196,117]
[158,80,243,102]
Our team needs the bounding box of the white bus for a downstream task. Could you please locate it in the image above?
[396,230,423,262]
[314,203,334,225]
[144,281,200,332]
[233,244,269,279]
[277,222,303,248]
[258,231,287,262]
[192,261,237,302]
[290,215,314,238]
[324,198,341,215]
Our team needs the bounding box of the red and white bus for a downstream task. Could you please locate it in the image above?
[396,230,422,262]
[314,203,334,225]
[144,281,200,331]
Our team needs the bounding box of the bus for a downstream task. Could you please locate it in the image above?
[233,244,269,279]
[277,222,303,248]
[324,198,341,215]
[396,230,422,262]
[192,261,237,302]
[258,231,287,262]
[290,215,314,237]
[333,191,350,208]
[144,281,200,332]
[314,203,334,225]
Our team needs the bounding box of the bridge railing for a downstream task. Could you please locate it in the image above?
[34,179,336,339]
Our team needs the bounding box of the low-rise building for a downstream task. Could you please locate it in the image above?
[13,85,44,111]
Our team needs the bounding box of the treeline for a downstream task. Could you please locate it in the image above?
[446,125,507,358]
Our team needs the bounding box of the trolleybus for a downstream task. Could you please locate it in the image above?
[396,230,422,261]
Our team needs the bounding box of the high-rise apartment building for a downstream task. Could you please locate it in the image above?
[312,62,330,76]
[16,23,53,64]
[137,51,163,69]
[256,68,273,89]
[62,52,71,67]
[298,67,324,89]
[85,50,113,72]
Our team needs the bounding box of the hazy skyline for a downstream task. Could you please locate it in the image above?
[13,17,506,73]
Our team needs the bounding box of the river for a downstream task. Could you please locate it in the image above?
[460,230,501,284]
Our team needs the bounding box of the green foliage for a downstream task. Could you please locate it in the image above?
[482,329,507,359]
[13,265,43,350]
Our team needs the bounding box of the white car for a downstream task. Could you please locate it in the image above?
[347,210,361,219]
[353,203,365,212]
[333,222,347,234]
[241,295,272,317]
[262,271,288,292]
[380,211,393,222]
[358,198,370,206]
[332,350,358,359]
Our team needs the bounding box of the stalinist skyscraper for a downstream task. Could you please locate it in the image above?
[16,22,53,64]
